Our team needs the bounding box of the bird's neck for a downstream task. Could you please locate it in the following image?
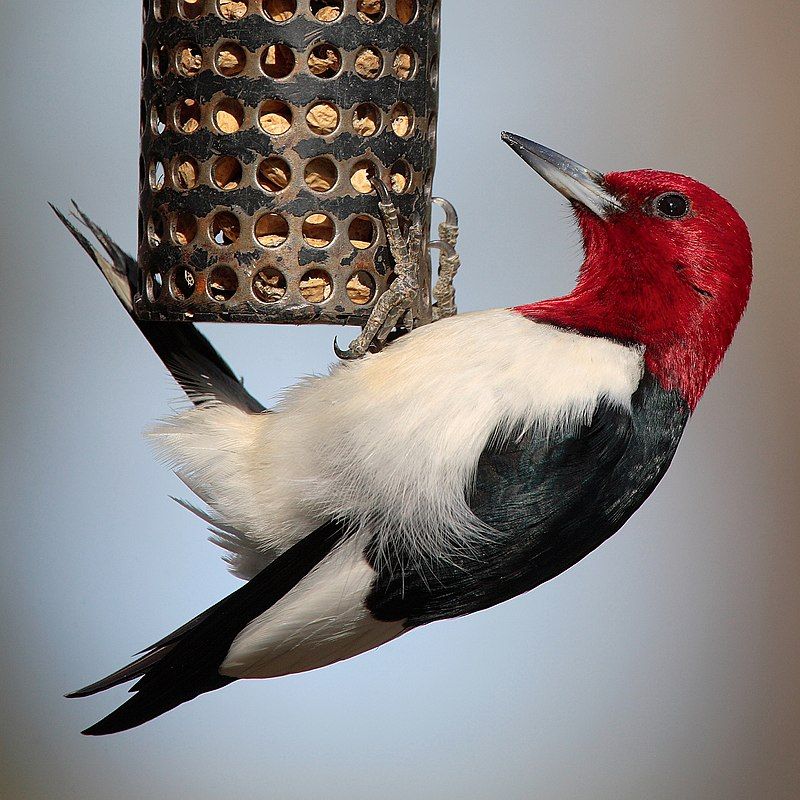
[514,287,727,412]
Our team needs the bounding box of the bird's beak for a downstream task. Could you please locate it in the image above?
[501,132,624,218]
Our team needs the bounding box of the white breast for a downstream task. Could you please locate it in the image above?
[150,309,644,578]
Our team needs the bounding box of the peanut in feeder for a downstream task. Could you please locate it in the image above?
[137,0,461,357]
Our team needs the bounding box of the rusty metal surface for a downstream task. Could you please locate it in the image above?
[137,0,441,325]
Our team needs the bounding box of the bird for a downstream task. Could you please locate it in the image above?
[54,133,752,736]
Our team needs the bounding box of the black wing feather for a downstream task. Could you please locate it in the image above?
[368,375,690,626]
[51,202,265,413]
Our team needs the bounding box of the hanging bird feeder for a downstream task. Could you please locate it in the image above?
[137,0,457,355]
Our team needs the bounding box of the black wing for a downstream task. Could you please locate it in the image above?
[367,374,690,627]
[69,521,344,736]
[52,202,265,413]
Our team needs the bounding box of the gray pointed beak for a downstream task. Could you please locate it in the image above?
[501,132,624,218]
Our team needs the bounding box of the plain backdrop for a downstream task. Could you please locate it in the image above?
[1,1,799,798]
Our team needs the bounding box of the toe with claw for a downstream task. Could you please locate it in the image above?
[335,179,424,361]
[430,197,462,321]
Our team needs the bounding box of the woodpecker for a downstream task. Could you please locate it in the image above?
[55,133,752,736]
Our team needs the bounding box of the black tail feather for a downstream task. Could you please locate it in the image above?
[73,521,344,736]
[51,202,265,413]
[65,647,175,699]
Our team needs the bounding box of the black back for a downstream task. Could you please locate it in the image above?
[367,373,690,626]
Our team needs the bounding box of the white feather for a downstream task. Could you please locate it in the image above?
[149,309,644,578]
[220,538,404,678]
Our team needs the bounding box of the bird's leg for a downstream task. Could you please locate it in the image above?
[334,180,423,361]
[430,197,462,321]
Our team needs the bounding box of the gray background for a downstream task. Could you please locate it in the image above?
[1,1,798,798]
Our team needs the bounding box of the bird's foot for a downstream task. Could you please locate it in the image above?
[335,179,423,361]
[430,197,462,321]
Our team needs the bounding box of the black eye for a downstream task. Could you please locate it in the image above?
[654,192,691,219]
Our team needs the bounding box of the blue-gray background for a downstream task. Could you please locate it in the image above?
[1,1,798,797]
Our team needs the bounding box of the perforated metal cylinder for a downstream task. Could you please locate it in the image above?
[136,0,440,326]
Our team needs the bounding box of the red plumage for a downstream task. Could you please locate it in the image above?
[516,170,752,409]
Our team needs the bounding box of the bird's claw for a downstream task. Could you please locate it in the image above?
[334,177,423,360]
[333,335,366,361]
[333,190,463,360]
[431,197,462,321]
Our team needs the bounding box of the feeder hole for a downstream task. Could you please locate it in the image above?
[257,157,291,192]
[357,0,384,23]
[176,98,201,133]
[350,161,377,194]
[427,112,437,148]
[429,54,439,89]
[302,214,335,247]
[218,0,248,18]
[153,45,170,79]
[259,100,293,134]
[299,269,333,303]
[177,43,203,77]
[255,213,290,247]
[212,156,243,189]
[253,268,287,303]
[348,216,376,249]
[151,103,167,134]
[355,47,383,79]
[207,266,239,302]
[304,157,338,192]
[263,0,296,21]
[214,98,244,133]
[347,271,376,305]
[179,0,204,19]
[147,270,164,301]
[306,102,339,135]
[390,103,414,138]
[173,213,198,245]
[431,0,440,32]
[390,160,411,194]
[353,103,380,137]
[171,267,197,300]
[261,43,295,78]
[308,43,342,78]
[150,160,166,191]
[423,166,433,194]
[216,43,247,76]
[148,211,164,247]
[396,0,417,23]
[174,156,200,190]
[211,211,241,245]
[393,47,415,80]
[310,0,342,22]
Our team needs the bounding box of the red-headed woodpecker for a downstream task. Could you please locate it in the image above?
[54,132,752,735]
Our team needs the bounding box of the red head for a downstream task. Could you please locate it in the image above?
[503,135,752,411]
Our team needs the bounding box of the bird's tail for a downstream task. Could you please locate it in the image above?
[68,521,344,736]
[50,202,265,413]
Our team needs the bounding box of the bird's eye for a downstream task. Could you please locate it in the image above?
[654,192,691,220]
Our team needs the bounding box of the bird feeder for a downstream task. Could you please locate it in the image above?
[137,0,443,332]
